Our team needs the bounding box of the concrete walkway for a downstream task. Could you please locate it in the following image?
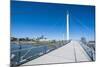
[22,40,91,66]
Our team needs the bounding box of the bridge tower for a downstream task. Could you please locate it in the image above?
[66,12,69,40]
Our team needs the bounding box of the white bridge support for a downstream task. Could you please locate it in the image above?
[21,40,91,66]
[67,12,69,40]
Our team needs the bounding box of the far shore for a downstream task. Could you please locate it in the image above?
[11,41,37,44]
[11,40,70,47]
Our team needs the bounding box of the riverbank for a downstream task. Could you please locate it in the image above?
[11,40,70,46]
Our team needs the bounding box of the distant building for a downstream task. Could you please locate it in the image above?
[39,39,49,41]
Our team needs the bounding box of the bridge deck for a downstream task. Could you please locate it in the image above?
[22,40,91,66]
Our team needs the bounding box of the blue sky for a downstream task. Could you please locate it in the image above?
[11,1,95,40]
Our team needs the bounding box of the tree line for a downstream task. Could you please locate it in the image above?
[11,35,47,41]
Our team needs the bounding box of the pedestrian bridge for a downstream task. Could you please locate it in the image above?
[21,40,91,66]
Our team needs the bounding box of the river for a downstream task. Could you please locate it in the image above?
[11,43,52,66]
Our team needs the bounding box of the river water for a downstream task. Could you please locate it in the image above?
[11,43,52,65]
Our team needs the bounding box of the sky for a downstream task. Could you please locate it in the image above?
[11,1,95,41]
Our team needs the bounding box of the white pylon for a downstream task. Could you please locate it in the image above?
[67,12,69,40]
